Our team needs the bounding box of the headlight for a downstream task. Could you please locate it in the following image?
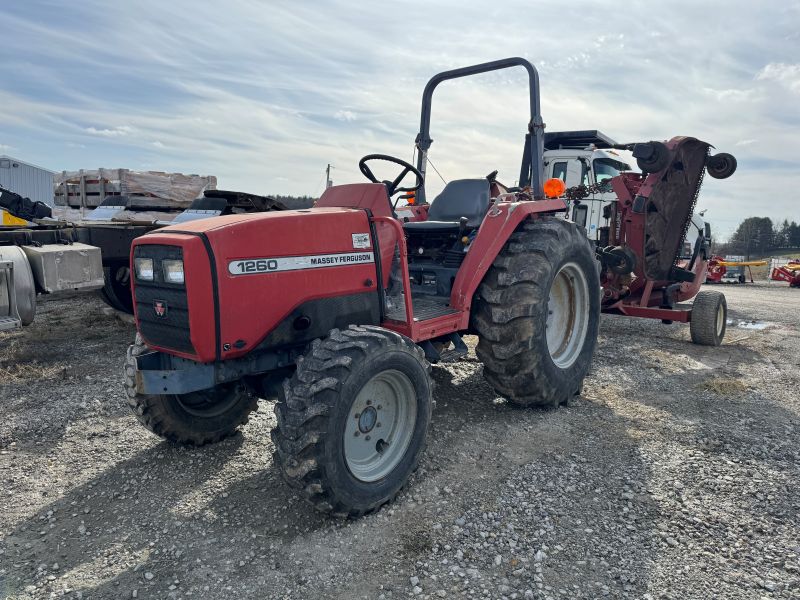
[134,257,154,281]
[162,259,185,284]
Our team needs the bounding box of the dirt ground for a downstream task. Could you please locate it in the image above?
[1,283,798,600]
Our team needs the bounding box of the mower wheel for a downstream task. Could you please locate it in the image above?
[271,325,432,517]
[635,141,671,173]
[100,261,134,314]
[706,152,737,179]
[472,217,600,407]
[690,291,727,346]
[123,334,258,445]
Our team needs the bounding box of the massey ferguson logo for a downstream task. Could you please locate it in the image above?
[153,300,168,318]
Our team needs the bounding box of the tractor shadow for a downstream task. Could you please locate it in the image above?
[590,313,800,582]
[0,294,133,455]
[419,357,666,598]
[0,430,332,599]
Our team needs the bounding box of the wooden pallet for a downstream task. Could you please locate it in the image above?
[54,169,217,209]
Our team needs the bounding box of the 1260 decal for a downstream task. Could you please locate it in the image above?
[228,252,374,276]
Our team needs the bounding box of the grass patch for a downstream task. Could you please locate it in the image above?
[0,360,68,384]
[698,376,750,396]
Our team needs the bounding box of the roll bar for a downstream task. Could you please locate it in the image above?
[414,57,545,202]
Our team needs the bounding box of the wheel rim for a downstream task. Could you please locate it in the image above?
[546,262,591,369]
[344,369,417,483]
[175,386,241,418]
[716,303,724,337]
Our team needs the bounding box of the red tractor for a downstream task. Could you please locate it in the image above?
[123,58,734,516]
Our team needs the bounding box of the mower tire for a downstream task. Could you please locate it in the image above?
[272,325,432,517]
[100,261,134,314]
[123,334,258,445]
[706,152,737,179]
[690,290,727,346]
[472,217,600,408]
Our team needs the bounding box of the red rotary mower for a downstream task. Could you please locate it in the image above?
[123,58,736,516]
[771,260,800,287]
[592,137,737,345]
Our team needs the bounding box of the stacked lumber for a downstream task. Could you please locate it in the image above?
[54,169,217,209]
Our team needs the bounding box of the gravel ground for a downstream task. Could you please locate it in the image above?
[1,283,798,600]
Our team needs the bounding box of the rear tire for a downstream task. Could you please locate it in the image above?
[471,217,600,407]
[123,334,258,445]
[100,262,134,314]
[271,325,432,517]
[690,291,727,346]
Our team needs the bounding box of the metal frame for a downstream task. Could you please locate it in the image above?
[414,57,545,203]
[135,345,300,395]
[0,260,21,331]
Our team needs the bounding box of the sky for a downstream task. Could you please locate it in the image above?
[1,0,798,239]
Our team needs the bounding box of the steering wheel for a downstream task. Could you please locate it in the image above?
[358,154,424,196]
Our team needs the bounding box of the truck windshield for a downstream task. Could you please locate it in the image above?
[593,158,631,183]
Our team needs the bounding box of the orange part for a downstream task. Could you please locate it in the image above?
[543,178,567,198]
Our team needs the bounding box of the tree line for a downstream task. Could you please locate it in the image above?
[718,217,800,258]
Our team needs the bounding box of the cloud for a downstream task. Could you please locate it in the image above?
[334,110,358,122]
[702,87,757,102]
[85,125,133,137]
[756,63,800,93]
[0,0,796,234]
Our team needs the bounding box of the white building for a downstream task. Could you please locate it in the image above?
[0,155,55,207]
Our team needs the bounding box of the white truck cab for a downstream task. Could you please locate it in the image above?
[544,131,708,255]
[543,131,635,243]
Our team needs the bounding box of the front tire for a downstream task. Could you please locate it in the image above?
[123,335,258,445]
[271,325,432,517]
[471,217,600,407]
[690,291,727,346]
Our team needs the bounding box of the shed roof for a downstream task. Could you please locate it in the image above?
[0,155,56,174]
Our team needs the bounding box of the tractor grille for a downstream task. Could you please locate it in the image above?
[133,245,194,354]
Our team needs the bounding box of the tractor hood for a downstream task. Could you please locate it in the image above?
[131,207,388,363]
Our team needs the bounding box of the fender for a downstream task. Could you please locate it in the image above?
[450,197,567,311]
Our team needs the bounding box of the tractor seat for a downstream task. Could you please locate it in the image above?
[403,179,491,233]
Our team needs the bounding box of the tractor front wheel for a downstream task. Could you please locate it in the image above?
[271,325,432,517]
[123,335,258,445]
[690,291,727,346]
[471,217,600,407]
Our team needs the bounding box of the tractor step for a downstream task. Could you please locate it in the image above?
[386,294,458,322]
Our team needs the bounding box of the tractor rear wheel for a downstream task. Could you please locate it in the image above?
[471,217,600,407]
[271,325,432,517]
[689,290,727,346]
[123,334,258,445]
